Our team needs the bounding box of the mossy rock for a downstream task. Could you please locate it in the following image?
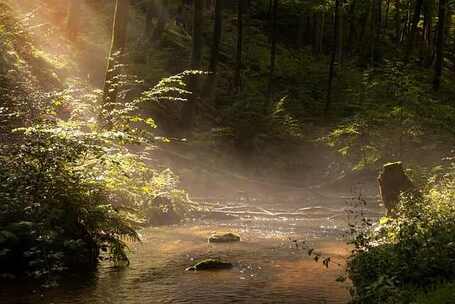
[185,259,233,271]
[208,233,240,243]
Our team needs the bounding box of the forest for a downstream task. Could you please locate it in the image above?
[0,0,454,303]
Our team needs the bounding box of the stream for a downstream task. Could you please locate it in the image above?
[2,197,382,304]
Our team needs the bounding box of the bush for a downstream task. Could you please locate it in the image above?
[0,41,193,281]
[0,126,140,278]
[346,162,455,303]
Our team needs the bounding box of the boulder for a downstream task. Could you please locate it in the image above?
[208,232,240,243]
[378,162,414,216]
[185,259,233,271]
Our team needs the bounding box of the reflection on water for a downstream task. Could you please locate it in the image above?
[1,200,382,304]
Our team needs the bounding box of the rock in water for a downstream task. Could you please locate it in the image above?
[185,259,233,271]
[208,232,240,243]
[378,162,414,216]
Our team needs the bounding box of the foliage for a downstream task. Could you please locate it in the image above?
[0,11,193,279]
[413,282,455,304]
[346,162,455,304]
[323,62,455,171]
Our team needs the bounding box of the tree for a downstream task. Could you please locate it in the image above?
[181,0,203,131]
[325,0,340,116]
[405,0,424,61]
[206,0,223,95]
[102,0,130,127]
[234,0,243,92]
[151,0,169,44]
[433,0,447,91]
[144,0,157,41]
[209,0,223,75]
[268,0,278,97]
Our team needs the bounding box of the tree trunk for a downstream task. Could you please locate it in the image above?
[152,0,169,44]
[347,0,357,55]
[405,0,424,61]
[144,1,156,41]
[422,0,434,66]
[102,0,130,128]
[234,0,243,92]
[209,0,223,75]
[204,0,223,97]
[67,0,81,40]
[324,0,340,116]
[268,0,278,98]
[394,0,402,45]
[384,0,391,30]
[337,4,343,63]
[296,13,305,48]
[433,0,447,91]
[181,0,203,131]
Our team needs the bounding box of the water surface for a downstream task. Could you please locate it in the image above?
[2,198,382,304]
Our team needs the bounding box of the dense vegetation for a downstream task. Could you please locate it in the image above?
[347,163,455,303]
[1,0,455,302]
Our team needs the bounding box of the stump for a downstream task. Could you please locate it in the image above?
[378,162,414,216]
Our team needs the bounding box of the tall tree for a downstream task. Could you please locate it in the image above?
[67,0,81,40]
[405,0,424,61]
[325,0,340,116]
[433,0,447,91]
[296,11,305,49]
[337,2,344,62]
[394,0,403,45]
[234,0,243,91]
[181,0,203,131]
[347,0,358,55]
[144,0,156,41]
[204,0,223,97]
[209,0,223,75]
[422,0,435,65]
[268,0,278,97]
[102,0,130,127]
[151,0,169,44]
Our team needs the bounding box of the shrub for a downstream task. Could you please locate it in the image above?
[347,162,455,303]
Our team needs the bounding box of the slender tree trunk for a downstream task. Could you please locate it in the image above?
[394,0,402,45]
[347,0,357,55]
[433,0,447,91]
[102,0,130,128]
[361,0,375,65]
[181,0,203,131]
[337,4,344,63]
[267,0,273,18]
[384,0,391,30]
[209,0,223,75]
[234,0,243,91]
[403,0,413,41]
[67,0,81,40]
[191,0,203,73]
[405,0,424,61]
[144,1,155,39]
[296,13,305,48]
[375,0,384,62]
[204,0,223,97]
[325,0,340,116]
[152,0,169,44]
[268,0,278,98]
[319,12,325,53]
[422,0,434,66]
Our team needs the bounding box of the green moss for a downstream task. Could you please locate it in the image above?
[185,259,233,271]
[208,233,241,243]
